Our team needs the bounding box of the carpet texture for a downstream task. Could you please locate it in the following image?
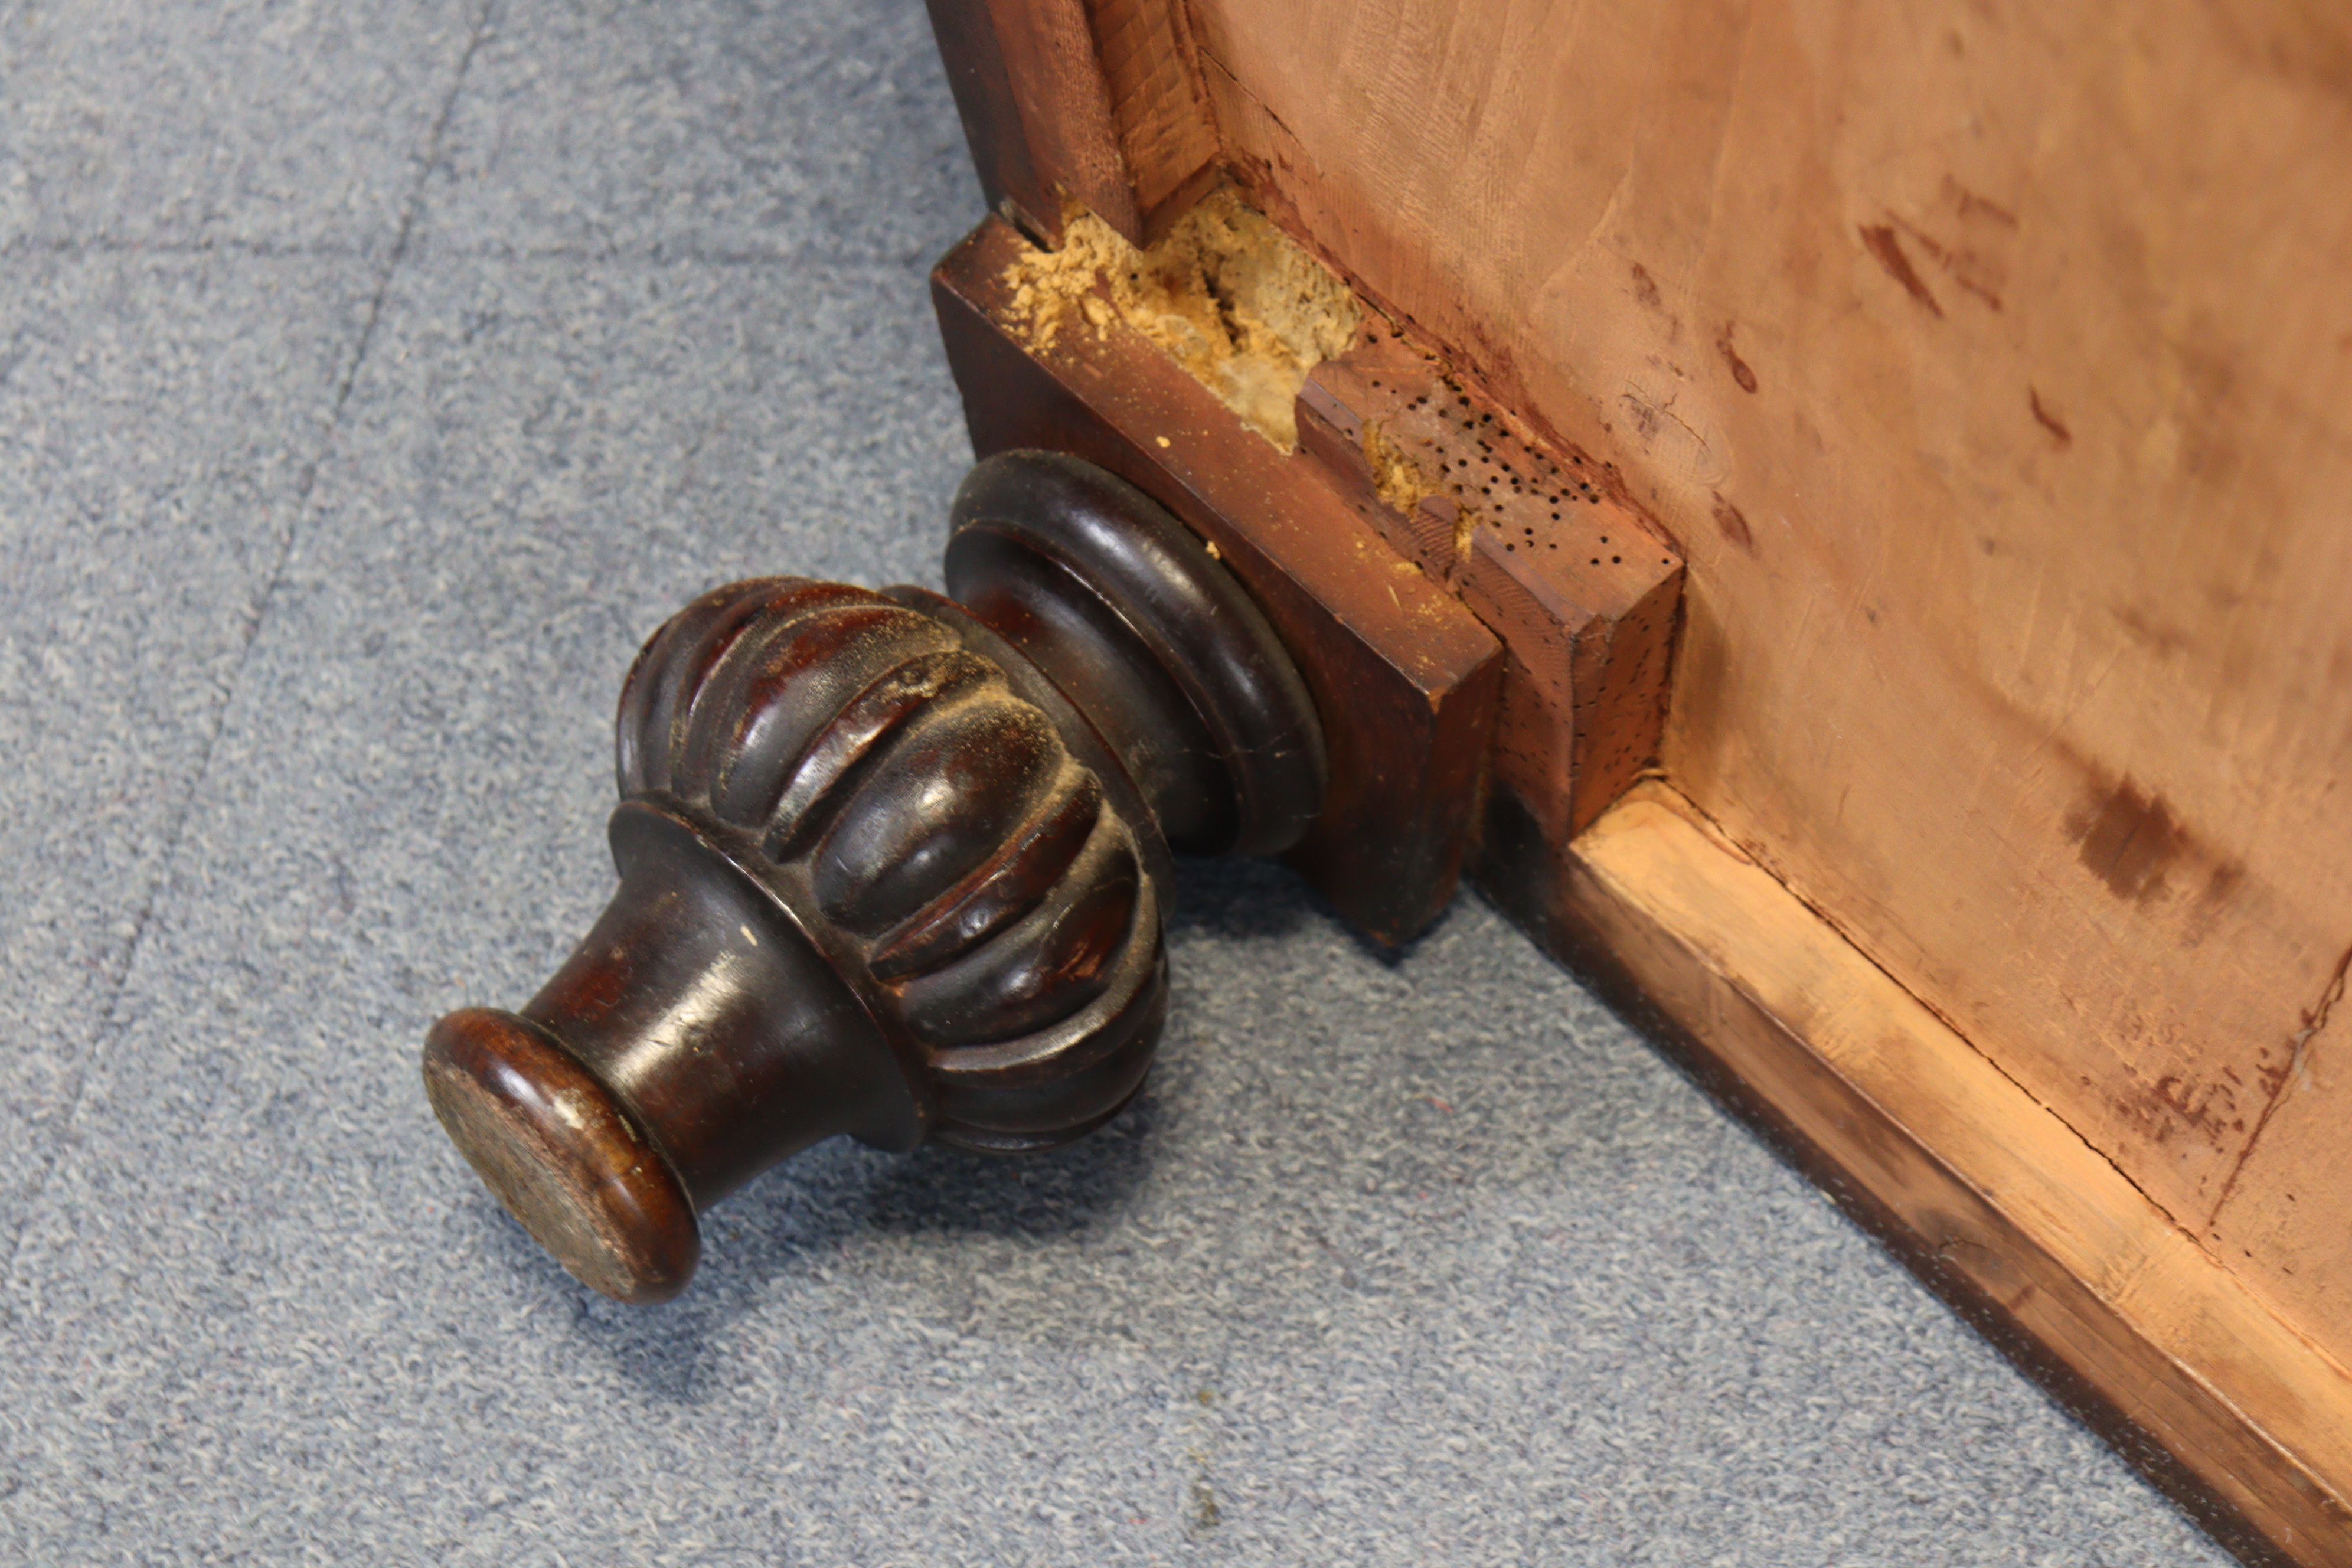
[0,1,2233,1562]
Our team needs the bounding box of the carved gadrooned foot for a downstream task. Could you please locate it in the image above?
[422,452,1326,1302]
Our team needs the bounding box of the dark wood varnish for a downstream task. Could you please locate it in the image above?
[1291,329,1684,926]
[917,0,1140,246]
[930,217,1504,945]
[425,453,1325,1302]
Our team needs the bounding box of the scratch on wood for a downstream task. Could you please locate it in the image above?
[1716,324,1759,393]
[2030,387,2072,449]
[1711,493,1756,554]
[1858,224,1943,318]
[2110,603,2191,658]
[1892,214,2004,311]
[1943,175,2020,229]
[2207,940,2352,1225]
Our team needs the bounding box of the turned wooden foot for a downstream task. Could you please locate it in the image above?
[423,452,1325,1302]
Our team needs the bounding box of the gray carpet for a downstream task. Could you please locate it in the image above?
[0,1,2232,1562]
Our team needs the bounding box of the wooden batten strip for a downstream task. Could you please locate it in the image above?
[931,216,1502,945]
[1296,332,1683,849]
[1559,782,2352,1568]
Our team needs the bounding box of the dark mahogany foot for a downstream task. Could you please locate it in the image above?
[423,452,1325,1302]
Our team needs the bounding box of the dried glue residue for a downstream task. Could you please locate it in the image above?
[1002,187,1360,451]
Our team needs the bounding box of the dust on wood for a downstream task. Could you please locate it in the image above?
[1363,419,1441,516]
[1001,186,1360,450]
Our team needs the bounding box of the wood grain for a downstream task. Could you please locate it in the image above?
[1297,331,1683,850]
[1184,0,2352,1373]
[1559,782,2352,1568]
[932,216,1504,943]
[1082,0,1219,230]
[922,0,1139,243]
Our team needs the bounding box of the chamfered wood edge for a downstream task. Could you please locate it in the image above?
[928,215,1503,947]
[920,0,1142,246]
[1516,781,2352,1568]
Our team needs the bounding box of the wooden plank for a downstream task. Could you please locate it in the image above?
[1181,0,2352,1378]
[1556,782,2352,1568]
[920,0,1139,243]
[931,215,1503,944]
[1296,333,1683,848]
[1082,0,1220,231]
